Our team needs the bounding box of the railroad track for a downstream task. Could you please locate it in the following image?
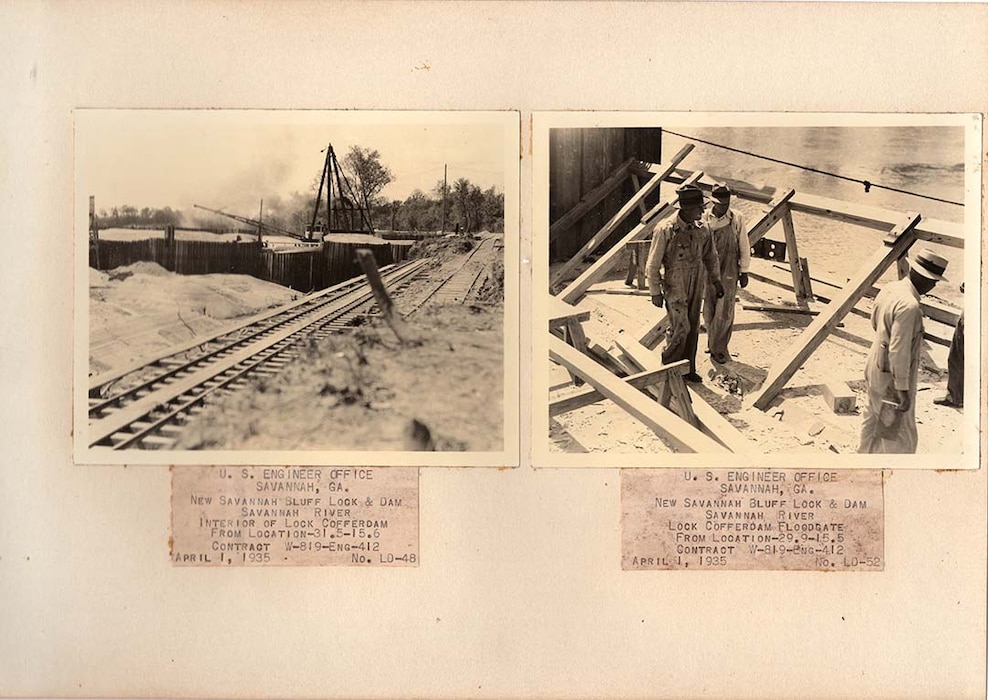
[410,236,499,311]
[87,259,431,450]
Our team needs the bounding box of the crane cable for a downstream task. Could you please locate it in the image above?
[663,129,964,207]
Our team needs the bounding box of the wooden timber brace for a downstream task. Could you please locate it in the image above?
[550,144,695,289]
[748,213,923,410]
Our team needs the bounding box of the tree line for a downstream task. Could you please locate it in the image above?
[95,145,504,235]
[96,205,182,229]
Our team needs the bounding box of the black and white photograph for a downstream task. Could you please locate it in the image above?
[534,113,980,468]
[75,110,519,466]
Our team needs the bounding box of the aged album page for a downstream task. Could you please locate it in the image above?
[1,2,986,699]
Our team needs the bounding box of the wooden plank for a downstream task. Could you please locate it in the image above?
[768,262,962,326]
[549,365,681,416]
[549,336,728,453]
[587,342,628,377]
[779,206,809,304]
[549,157,635,243]
[548,296,591,327]
[558,171,704,304]
[550,144,695,287]
[614,335,756,454]
[662,168,965,249]
[748,267,951,346]
[750,213,922,410]
[742,303,819,316]
[614,335,695,425]
[630,174,650,217]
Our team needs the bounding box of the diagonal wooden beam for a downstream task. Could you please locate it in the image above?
[550,144,695,287]
[614,336,696,426]
[614,334,757,454]
[749,213,922,410]
[549,157,636,244]
[549,361,688,416]
[549,336,728,453]
[747,189,796,247]
[557,171,704,304]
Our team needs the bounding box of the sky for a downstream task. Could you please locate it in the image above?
[76,110,512,216]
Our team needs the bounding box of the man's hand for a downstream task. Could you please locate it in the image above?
[714,280,725,299]
[651,292,664,308]
[739,272,749,288]
[895,389,911,413]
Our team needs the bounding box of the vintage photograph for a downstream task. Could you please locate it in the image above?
[75,110,519,466]
[533,113,980,468]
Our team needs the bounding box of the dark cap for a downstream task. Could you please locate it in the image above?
[711,183,732,200]
[674,184,706,209]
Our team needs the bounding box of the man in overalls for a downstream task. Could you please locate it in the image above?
[858,248,948,453]
[702,184,751,364]
[647,184,724,383]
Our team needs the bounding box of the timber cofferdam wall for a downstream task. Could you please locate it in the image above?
[90,237,412,292]
[549,127,663,261]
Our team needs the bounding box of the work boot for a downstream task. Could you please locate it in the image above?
[711,352,730,364]
[933,395,962,408]
[684,372,703,384]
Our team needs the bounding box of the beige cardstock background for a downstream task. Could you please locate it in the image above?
[1,2,985,699]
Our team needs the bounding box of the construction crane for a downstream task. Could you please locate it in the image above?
[310,144,375,235]
[192,204,309,242]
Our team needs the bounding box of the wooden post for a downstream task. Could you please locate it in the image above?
[615,334,757,454]
[550,363,688,416]
[550,144,695,288]
[779,206,809,305]
[356,249,417,345]
[749,213,922,410]
[630,174,650,217]
[798,257,814,299]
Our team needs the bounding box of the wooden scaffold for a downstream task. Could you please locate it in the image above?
[547,154,964,454]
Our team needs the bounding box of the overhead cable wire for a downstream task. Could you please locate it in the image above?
[663,129,964,207]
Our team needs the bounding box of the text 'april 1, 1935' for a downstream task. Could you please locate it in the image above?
[621,469,883,571]
[171,466,418,567]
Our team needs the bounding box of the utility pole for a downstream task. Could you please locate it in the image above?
[89,195,100,269]
[441,163,447,233]
[256,199,264,244]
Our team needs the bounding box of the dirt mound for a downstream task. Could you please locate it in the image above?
[409,236,476,265]
[89,269,297,376]
[475,257,505,303]
[125,261,171,276]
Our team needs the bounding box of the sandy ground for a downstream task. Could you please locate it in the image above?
[176,304,503,452]
[548,250,964,456]
[89,237,504,452]
[89,262,298,376]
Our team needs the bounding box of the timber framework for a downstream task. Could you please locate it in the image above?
[548,152,965,455]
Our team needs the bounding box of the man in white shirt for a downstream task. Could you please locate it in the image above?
[858,248,948,453]
[701,184,751,364]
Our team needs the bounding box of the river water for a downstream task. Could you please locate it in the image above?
[661,126,968,305]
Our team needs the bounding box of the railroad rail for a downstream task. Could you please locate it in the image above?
[410,235,499,311]
[88,258,431,450]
